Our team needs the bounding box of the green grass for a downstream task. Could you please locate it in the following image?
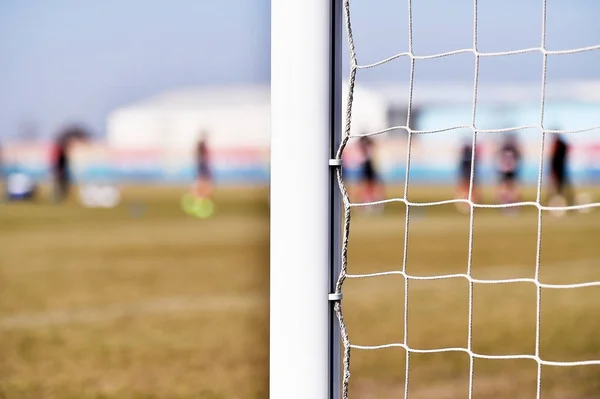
[0,185,599,398]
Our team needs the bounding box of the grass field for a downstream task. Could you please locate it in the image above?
[1,185,599,399]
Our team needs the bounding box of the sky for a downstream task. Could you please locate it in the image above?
[1,0,599,140]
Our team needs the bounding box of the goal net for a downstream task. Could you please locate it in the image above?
[329,0,600,398]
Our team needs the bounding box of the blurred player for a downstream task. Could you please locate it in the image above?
[496,133,522,206]
[456,137,480,205]
[51,135,71,203]
[357,136,384,212]
[0,141,4,200]
[181,132,215,218]
[194,132,213,200]
[51,126,88,203]
[547,134,574,207]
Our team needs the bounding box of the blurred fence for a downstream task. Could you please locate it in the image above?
[3,97,600,186]
[1,143,270,184]
[2,138,600,186]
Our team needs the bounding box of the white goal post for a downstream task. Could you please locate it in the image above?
[270,1,343,399]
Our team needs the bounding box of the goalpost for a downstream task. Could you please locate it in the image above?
[270,1,343,399]
[271,1,600,399]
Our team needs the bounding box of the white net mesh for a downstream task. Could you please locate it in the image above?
[331,0,600,398]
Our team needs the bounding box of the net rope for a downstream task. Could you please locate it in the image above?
[331,0,600,398]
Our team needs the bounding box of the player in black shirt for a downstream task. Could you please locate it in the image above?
[496,133,522,205]
[52,136,71,202]
[457,137,480,204]
[357,136,384,212]
[51,126,88,203]
[548,134,573,206]
[194,132,213,199]
[0,142,4,200]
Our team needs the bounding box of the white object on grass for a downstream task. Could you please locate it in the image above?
[78,184,121,208]
[6,173,35,199]
[576,192,593,214]
[548,195,567,217]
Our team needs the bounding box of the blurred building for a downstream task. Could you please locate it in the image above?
[368,80,600,184]
[108,85,270,151]
[103,83,391,183]
[67,80,600,184]
[4,81,600,185]
[107,83,391,150]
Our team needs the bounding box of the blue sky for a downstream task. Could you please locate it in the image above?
[1,0,599,139]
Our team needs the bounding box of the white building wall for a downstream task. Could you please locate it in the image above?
[106,84,390,152]
[161,104,271,150]
[107,107,165,149]
[341,84,389,136]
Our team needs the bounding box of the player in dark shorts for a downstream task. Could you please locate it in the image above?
[51,126,88,203]
[181,132,216,218]
[0,142,4,200]
[457,137,480,204]
[357,136,384,212]
[194,133,213,199]
[548,134,573,205]
[496,133,522,205]
[51,136,71,202]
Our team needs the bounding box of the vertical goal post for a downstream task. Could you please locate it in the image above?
[270,1,343,399]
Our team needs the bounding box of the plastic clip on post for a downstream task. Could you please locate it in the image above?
[328,292,343,301]
[329,158,343,168]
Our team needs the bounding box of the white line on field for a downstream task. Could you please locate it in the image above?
[0,295,265,330]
